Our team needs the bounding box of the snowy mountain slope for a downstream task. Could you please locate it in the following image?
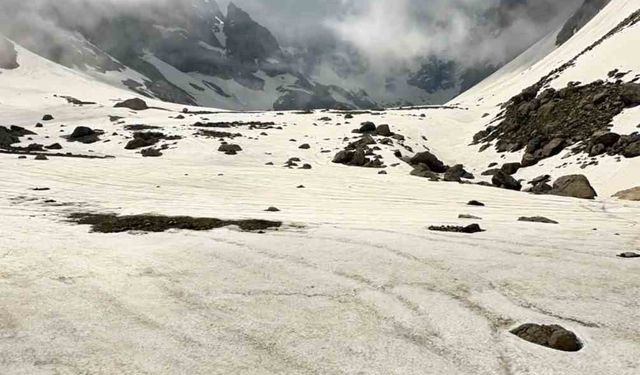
[0,1,639,374]
[417,0,640,197]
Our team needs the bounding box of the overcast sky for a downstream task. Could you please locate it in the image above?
[218,0,582,66]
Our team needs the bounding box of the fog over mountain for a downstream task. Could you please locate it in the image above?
[0,0,590,109]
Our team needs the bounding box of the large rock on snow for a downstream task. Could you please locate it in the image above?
[613,186,640,201]
[551,175,597,199]
[511,324,582,352]
[66,126,101,144]
[114,98,149,111]
[409,151,448,173]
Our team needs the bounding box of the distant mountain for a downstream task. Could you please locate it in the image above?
[0,0,378,111]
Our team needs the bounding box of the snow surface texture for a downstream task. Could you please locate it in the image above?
[0,0,639,374]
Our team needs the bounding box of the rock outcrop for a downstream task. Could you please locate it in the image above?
[474,81,640,167]
[0,36,19,70]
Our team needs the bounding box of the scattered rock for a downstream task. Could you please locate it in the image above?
[42,114,54,121]
[45,143,62,150]
[265,206,280,212]
[299,143,311,150]
[510,324,582,352]
[551,174,597,199]
[617,252,640,258]
[34,154,48,160]
[218,144,242,155]
[459,214,482,220]
[141,148,163,157]
[467,200,485,207]
[518,216,559,224]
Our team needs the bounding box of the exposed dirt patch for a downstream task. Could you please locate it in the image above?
[69,213,282,233]
[196,129,243,139]
[428,224,484,234]
[123,124,162,131]
[193,121,279,130]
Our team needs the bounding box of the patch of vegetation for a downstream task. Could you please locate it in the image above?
[69,213,282,233]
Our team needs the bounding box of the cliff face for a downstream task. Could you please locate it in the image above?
[557,0,611,46]
[0,36,19,70]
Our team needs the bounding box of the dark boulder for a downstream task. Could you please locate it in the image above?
[375,124,393,137]
[359,122,376,133]
[500,162,521,175]
[620,84,640,106]
[218,144,242,154]
[349,134,376,149]
[42,114,54,121]
[141,148,163,157]
[444,164,474,182]
[511,324,582,352]
[67,126,100,144]
[551,174,597,199]
[0,126,20,147]
[45,143,62,150]
[333,150,352,164]
[622,141,640,158]
[409,151,448,173]
[592,131,620,147]
[492,171,522,191]
[518,216,559,224]
[467,200,485,207]
[114,98,149,111]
